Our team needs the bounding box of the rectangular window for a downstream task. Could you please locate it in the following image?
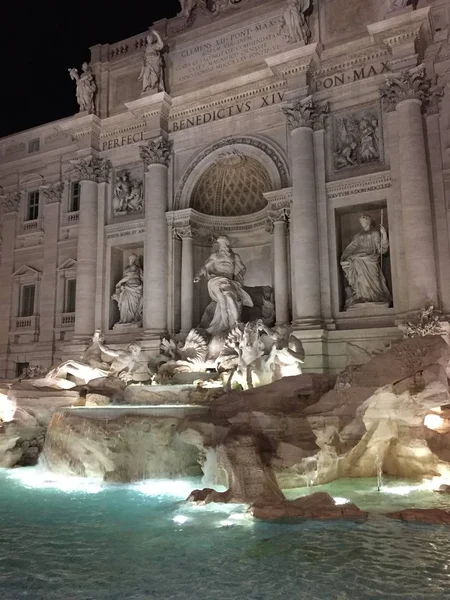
[69,182,80,212]
[16,362,29,378]
[65,279,76,313]
[20,284,35,317]
[28,138,40,153]
[27,191,39,221]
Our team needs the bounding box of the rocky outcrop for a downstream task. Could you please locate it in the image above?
[387,508,450,524]
[4,335,450,520]
[0,384,79,468]
[42,409,203,482]
[181,334,450,503]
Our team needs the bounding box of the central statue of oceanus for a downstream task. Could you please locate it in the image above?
[194,235,253,335]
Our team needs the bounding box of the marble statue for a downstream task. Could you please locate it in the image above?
[389,0,410,9]
[340,214,391,309]
[95,340,149,382]
[111,254,143,326]
[35,330,111,389]
[113,171,143,214]
[280,0,311,44]
[178,0,198,20]
[139,30,165,94]
[194,235,253,335]
[68,62,97,114]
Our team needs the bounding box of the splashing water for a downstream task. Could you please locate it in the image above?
[376,451,383,492]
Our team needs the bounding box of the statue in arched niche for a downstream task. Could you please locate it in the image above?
[112,254,143,325]
[194,235,253,335]
[340,214,391,309]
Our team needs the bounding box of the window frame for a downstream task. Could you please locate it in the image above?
[64,278,77,314]
[20,283,36,318]
[69,181,81,213]
[26,190,40,221]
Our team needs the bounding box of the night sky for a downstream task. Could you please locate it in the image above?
[0,0,181,139]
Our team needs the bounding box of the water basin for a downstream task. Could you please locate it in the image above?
[1,467,450,600]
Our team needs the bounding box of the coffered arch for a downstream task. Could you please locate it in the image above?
[174,135,290,213]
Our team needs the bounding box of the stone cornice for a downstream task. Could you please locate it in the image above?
[166,206,269,237]
[265,43,322,79]
[104,219,145,241]
[125,92,172,122]
[313,47,390,79]
[58,114,102,142]
[326,171,391,200]
[263,188,292,210]
[367,7,432,51]
[170,77,287,124]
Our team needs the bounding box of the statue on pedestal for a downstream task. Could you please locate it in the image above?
[112,254,143,326]
[280,0,311,45]
[194,236,253,335]
[68,62,97,114]
[340,214,391,309]
[139,30,165,94]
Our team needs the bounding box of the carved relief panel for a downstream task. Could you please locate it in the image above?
[331,102,384,176]
[111,164,144,218]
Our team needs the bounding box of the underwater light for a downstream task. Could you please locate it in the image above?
[173,515,189,525]
[333,497,350,505]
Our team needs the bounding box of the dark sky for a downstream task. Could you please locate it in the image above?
[0,0,180,139]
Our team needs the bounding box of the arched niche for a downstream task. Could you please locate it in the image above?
[174,135,290,212]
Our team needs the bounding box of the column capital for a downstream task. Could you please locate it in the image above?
[1,191,21,214]
[71,156,111,183]
[266,207,290,233]
[140,137,172,169]
[380,64,444,113]
[40,182,64,205]
[173,224,197,240]
[282,94,329,131]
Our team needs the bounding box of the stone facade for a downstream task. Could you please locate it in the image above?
[0,0,449,376]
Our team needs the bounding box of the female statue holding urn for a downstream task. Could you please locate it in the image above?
[112,254,143,325]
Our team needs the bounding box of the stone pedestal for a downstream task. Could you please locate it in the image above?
[397,98,437,309]
[140,139,171,339]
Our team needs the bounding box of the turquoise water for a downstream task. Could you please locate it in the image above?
[2,468,450,600]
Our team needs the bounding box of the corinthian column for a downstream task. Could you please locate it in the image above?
[175,226,195,334]
[283,95,328,328]
[268,208,290,324]
[140,137,171,338]
[71,157,110,340]
[381,65,443,310]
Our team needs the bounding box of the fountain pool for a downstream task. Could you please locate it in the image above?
[2,468,450,600]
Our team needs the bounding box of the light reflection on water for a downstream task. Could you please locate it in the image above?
[1,467,450,600]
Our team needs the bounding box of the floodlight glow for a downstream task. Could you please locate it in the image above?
[424,413,445,430]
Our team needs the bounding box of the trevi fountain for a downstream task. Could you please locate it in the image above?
[2,0,450,599]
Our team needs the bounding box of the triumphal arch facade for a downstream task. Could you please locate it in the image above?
[0,0,449,376]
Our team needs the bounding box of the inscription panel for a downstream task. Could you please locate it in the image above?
[171,15,286,86]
